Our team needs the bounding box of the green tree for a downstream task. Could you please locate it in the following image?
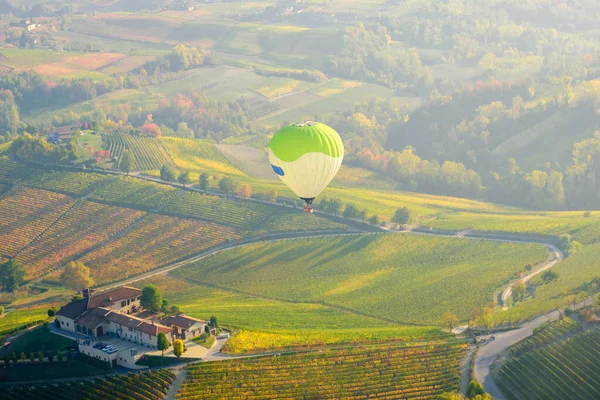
[178,170,190,187]
[219,177,235,197]
[11,352,17,364]
[157,332,170,363]
[173,339,184,358]
[525,264,533,275]
[542,270,559,282]
[359,209,368,222]
[512,281,527,303]
[466,380,485,398]
[29,352,35,363]
[0,305,3,316]
[160,165,177,182]
[47,307,57,317]
[392,206,411,225]
[369,215,381,225]
[56,350,63,362]
[443,312,459,331]
[59,261,94,291]
[119,149,135,175]
[343,203,359,219]
[140,285,163,312]
[47,351,53,363]
[199,172,209,193]
[170,305,181,314]
[209,315,219,328]
[71,294,83,302]
[0,259,25,293]
[37,351,44,363]
[329,198,343,215]
[20,352,26,362]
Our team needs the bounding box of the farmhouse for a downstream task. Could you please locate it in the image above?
[46,127,74,144]
[54,285,215,368]
[56,286,143,335]
[161,314,208,340]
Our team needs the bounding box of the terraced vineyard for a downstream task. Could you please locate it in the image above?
[88,176,177,209]
[0,158,34,183]
[0,187,74,259]
[496,319,600,400]
[171,234,548,325]
[160,137,242,175]
[178,338,467,399]
[0,142,12,155]
[161,191,345,231]
[2,370,176,400]
[492,107,576,156]
[222,134,270,148]
[17,201,144,278]
[22,171,113,196]
[80,214,243,284]
[105,132,175,170]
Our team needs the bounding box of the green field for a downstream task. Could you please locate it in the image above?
[0,308,50,341]
[105,132,175,171]
[496,318,600,400]
[170,234,548,325]
[496,242,600,324]
[131,275,440,353]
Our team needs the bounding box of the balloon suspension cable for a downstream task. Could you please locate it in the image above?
[300,197,314,205]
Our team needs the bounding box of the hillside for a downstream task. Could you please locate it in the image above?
[495,318,600,400]
[169,234,548,325]
[0,159,350,283]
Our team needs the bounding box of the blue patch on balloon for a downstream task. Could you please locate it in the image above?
[271,164,285,176]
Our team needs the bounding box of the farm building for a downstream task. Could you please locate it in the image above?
[56,286,145,335]
[46,127,74,144]
[161,314,208,340]
[54,285,210,367]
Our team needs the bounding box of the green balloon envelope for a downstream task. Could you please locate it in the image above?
[268,122,344,203]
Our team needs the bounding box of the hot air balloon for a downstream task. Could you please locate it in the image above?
[268,122,344,213]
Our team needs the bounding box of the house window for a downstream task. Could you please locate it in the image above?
[121,301,126,307]
[61,320,64,325]
[127,299,130,306]
[66,322,69,327]
[136,296,141,301]
[76,325,81,333]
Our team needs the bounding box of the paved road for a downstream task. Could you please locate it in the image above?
[474,296,595,399]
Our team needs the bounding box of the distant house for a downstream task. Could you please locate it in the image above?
[26,24,38,32]
[46,127,73,144]
[162,314,207,340]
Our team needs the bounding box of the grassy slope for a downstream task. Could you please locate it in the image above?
[170,234,548,325]
[496,242,600,324]
[131,275,443,354]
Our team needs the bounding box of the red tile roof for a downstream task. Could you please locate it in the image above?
[161,314,205,330]
[87,286,141,309]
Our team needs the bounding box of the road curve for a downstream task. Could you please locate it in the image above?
[501,244,563,310]
[474,296,594,400]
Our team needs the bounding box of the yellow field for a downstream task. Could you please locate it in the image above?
[311,78,363,97]
[253,77,313,99]
[160,137,245,176]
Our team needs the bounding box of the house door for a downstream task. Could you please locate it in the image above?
[97,326,104,337]
[111,359,117,368]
